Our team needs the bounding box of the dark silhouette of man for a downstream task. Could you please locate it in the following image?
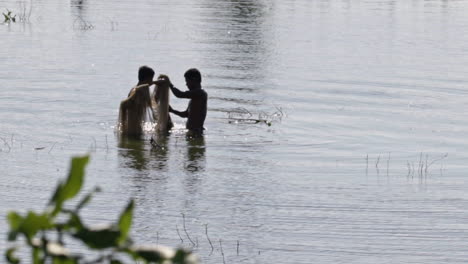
[168,68,207,134]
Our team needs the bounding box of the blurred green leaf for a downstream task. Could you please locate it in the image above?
[7,212,22,230]
[32,246,41,264]
[130,245,176,263]
[76,186,101,211]
[8,231,19,241]
[7,212,23,241]
[73,225,120,249]
[133,248,164,263]
[62,155,89,201]
[64,212,83,231]
[49,155,89,215]
[110,259,124,264]
[6,247,20,264]
[20,212,53,241]
[49,182,64,212]
[117,199,134,244]
[172,249,198,264]
[7,212,53,242]
[51,257,78,264]
[172,250,186,264]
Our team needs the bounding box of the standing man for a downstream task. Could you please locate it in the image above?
[168,68,207,134]
[119,66,165,137]
[119,66,160,137]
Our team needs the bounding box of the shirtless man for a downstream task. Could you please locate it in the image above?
[168,68,207,134]
[119,66,156,137]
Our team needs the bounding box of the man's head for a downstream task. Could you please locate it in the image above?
[138,65,155,83]
[184,68,202,90]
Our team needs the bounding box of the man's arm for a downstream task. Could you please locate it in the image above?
[169,105,188,118]
[128,84,150,96]
[169,84,197,99]
[120,95,135,109]
[126,84,152,107]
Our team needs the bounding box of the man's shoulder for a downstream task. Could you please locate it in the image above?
[196,88,207,98]
[128,86,137,97]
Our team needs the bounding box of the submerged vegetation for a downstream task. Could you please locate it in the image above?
[4,155,198,264]
[2,0,32,24]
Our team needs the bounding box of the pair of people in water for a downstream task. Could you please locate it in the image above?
[119,66,207,137]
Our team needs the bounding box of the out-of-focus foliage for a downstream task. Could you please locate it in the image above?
[5,155,198,264]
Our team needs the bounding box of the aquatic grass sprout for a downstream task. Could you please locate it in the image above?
[3,9,16,23]
[2,1,32,25]
[4,154,198,264]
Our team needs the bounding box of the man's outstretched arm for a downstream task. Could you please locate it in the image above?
[169,84,197,99]
[169,105,188,118]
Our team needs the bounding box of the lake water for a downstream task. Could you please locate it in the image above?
[2,0,468,263]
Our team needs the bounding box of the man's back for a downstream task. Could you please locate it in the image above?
[119,85,151,137]
[186,89,207,131]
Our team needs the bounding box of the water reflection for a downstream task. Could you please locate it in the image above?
[71,0,87,14]
[117,131,206,173]
[70,0,95,31]
[117,136,149,171]
[117,133,172,172]
[185,134,206,173]
[181,134,206,208]
[200,0,272,80]
[117,132,206,208]
[150,133,170,171]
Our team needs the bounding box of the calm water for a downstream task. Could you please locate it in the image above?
[2,0,468,263]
